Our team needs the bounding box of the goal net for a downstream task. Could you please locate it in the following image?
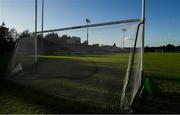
[7,19,143,113]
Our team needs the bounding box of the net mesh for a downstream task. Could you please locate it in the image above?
[121,23,143,111]
[7,21,143,113]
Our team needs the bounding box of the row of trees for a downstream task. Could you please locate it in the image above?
[145,44,180,52]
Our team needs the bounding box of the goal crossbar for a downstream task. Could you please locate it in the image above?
[36,18,141,34]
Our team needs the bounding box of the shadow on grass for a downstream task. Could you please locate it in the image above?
[0,54,11,77]
[0,79,122,114]
[132,74,180,114]
[133,91,180,114]
[132,73,180,114]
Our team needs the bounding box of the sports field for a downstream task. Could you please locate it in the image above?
[0,52,180,113]
[7,53,129,113]
[144,53,180,92]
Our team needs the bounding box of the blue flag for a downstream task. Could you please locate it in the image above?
[86,18,91,23]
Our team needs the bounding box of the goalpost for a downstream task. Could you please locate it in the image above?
[34,0,145,111]
[7,0,145,112]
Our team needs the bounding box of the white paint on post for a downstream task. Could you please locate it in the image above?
[141,0,145,75]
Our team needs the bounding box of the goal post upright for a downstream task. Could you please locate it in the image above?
[35,0,38,64]
[141,0,145,80]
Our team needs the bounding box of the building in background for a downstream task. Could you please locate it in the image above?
[66,36,81,44]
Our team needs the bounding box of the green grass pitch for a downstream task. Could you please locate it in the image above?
[0,52,180,113]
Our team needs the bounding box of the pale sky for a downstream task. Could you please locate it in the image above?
[0,0,180,46]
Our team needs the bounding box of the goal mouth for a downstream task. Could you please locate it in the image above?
[7,19,143,113]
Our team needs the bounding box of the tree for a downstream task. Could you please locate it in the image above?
[82,40,88,45]
[0,22,17,53]
[166,44,175,48]
[0,23,9,42]
[45,32,59,40]
[19,30,31,38]
[61,34,71,40]
[113,43,116,47]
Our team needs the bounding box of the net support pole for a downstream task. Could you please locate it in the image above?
[141,0,145,81]
[35,0,38,64]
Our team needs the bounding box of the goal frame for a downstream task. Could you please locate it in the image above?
[33,0,145,111]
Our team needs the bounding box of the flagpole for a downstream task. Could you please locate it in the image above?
[86,18,91,45]
[87,22,89,45]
